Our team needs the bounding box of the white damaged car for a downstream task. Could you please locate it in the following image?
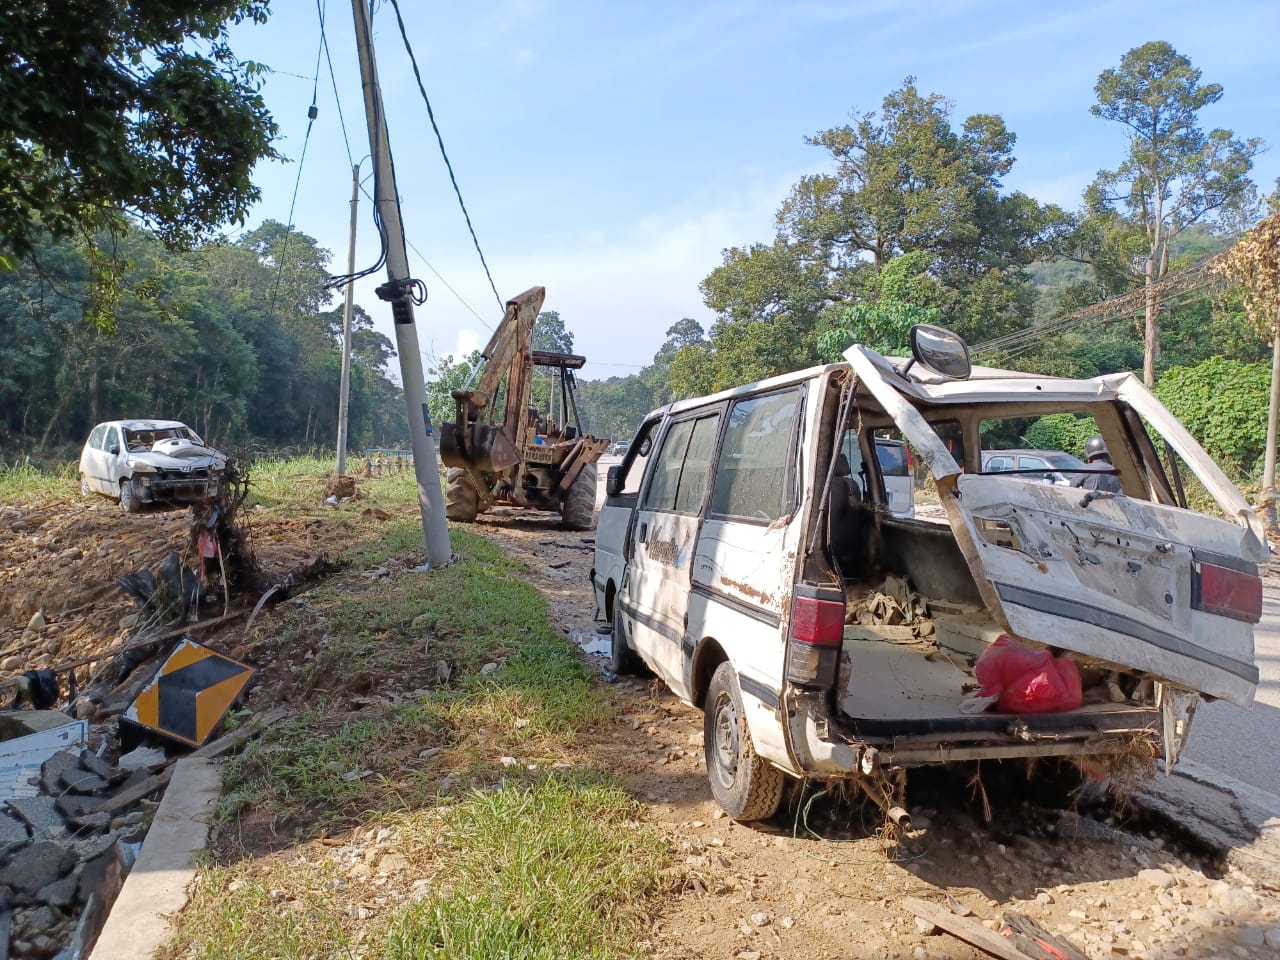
[79,419,227,512]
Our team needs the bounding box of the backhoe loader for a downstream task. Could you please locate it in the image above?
[439,286,607,529]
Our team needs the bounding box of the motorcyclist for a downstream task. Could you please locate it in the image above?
[1072,435,1123,493]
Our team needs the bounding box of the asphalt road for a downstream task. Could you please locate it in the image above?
[1176,584,1280,796]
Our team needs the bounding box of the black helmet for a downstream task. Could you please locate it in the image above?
[1085,435,1109,461]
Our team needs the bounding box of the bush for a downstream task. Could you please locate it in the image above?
[1154,357,1271,477]
[1023,413,1099,458]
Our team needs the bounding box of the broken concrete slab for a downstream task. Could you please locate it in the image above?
[35,871,77,909]
[0,813,28,852]
[60,767,108,794]
[67,812,112,833]
[5,796,64,839]
[115,746,165,774]
[78,751,121,784]
[2,842,75,897]
[38,750,80,795]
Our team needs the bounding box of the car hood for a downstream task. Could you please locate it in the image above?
[132,439,226,470]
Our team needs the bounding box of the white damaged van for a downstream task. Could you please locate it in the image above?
[592,325,1267,822]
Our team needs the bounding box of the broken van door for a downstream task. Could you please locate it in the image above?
[622,411,722,691]
[845,343,1266,709]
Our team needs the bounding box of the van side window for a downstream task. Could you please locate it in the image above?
[709,389,800,521]
[642,413,721,514]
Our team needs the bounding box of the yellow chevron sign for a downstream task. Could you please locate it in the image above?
[125,638,255,747]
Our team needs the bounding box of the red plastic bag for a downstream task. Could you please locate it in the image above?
[974,635,1082,714]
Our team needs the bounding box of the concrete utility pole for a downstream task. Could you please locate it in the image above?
[350,0,452,566]
[335,162,360,477]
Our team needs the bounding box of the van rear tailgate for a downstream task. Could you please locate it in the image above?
[949,475,1262,706]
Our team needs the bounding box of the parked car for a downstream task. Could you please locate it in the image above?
[592,325,1266,822]
[608,440,630,457]
[980,448,1090,485]
[79,419,227,512]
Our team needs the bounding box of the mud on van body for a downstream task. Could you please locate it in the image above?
[592,327,1268,822]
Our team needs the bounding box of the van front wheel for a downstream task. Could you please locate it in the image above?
[704,661,783,821]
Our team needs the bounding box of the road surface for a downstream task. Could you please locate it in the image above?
[1181,583,1280,796]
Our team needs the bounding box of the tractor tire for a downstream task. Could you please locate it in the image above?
[561,462,598,531]
[445,468,480,522]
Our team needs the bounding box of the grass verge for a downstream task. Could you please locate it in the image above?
[164,517,668,960]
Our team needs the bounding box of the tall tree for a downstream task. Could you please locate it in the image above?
[1087,41,1261,385]
[0,2,278,266]
[697,79,1069,388]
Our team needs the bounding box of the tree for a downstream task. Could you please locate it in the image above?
[532,311,574,353]
[696,79,1070,389]
[0,3,278,267]
[1087,41,1261,385]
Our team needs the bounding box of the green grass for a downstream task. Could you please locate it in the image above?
[220,528,607,830]
[382,777,667,960]
[166,777,668,960]
[0,458,77,502]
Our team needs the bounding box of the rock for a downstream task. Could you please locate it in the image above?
[914,916,937,935]
[436,660,452,684]
[67,811,112,833]
[480,662,499,675]
[56,794,107,820]
[1129,909,1148,921]
[0,812,30,849]
[72,833,119,862]
[42,637,59,654]
[750,911,770,927]
[1217,887,1259,914]
[6,797,64,839]
[410,614,431,630]
[1235,927,1265,948]
[39,750,81,794]
[117,746,166,772]
[26,610,46,634]
[0,655,22,671]
[1138,868,1176,889]
[79,750,121,783]
[57,547,81,565]
[417,747,442,760]
[377,853,410,874]
[1036,892,1055,905]
[35,872,78,909]
[108,811,146,833]
[3,843,75,897]
[736,953,760,960]
[1188,907,1220,927]
[16,905,55,937]
[60,767,108,794]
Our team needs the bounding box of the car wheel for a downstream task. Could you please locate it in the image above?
[119,478,141,514]
[609,605,645,676]
[80,474,92,497]
[704,661,784,821]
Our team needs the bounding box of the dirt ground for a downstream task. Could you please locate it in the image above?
[474,509,1280,960]
[4,489,1280,960]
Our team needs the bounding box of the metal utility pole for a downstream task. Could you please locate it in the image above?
[335,162,360,476]
[350,0,452,566]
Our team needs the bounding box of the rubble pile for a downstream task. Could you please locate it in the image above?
[0,734,165,958]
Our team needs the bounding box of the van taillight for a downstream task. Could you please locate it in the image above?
[790,596,844,646]
[1192,561,1262,623]
[904,445,914,476]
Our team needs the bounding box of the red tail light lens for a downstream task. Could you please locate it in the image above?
[790,595,845,646]
[1193,561,1262,623]
[904,444,914,476]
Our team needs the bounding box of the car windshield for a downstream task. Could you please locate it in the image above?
[124,426,199,450]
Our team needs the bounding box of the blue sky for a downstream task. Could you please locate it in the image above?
[227,1,1280,382]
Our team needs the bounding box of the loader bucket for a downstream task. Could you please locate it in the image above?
[439,422,522,473]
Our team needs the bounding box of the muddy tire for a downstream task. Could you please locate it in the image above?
[610,605,645,676]
[561,462,597,531]
[119,478,141,514]
[445,468,479,522]
[704,661,784,821]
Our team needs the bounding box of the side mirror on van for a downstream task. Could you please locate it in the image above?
[907,324,971,380]
[606,465,623,498]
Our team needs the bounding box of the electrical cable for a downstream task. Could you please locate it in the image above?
[386,0,504,312]
[268,2,326,320]
[317,0,355,170]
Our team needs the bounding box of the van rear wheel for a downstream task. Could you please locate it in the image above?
[609,608,644,676]
[704,661,784,821]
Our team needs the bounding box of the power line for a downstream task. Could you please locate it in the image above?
[317,0,355,170]
[268,5,326,320]
[384,0,504,312]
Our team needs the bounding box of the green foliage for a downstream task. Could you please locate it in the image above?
[425,349,483,436]
[1022,414,1100,458]
[0,3,278,262]
[0,225,408,454]
[1154,357,1271,476]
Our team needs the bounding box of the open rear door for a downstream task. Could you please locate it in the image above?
[845,345,1266,708]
